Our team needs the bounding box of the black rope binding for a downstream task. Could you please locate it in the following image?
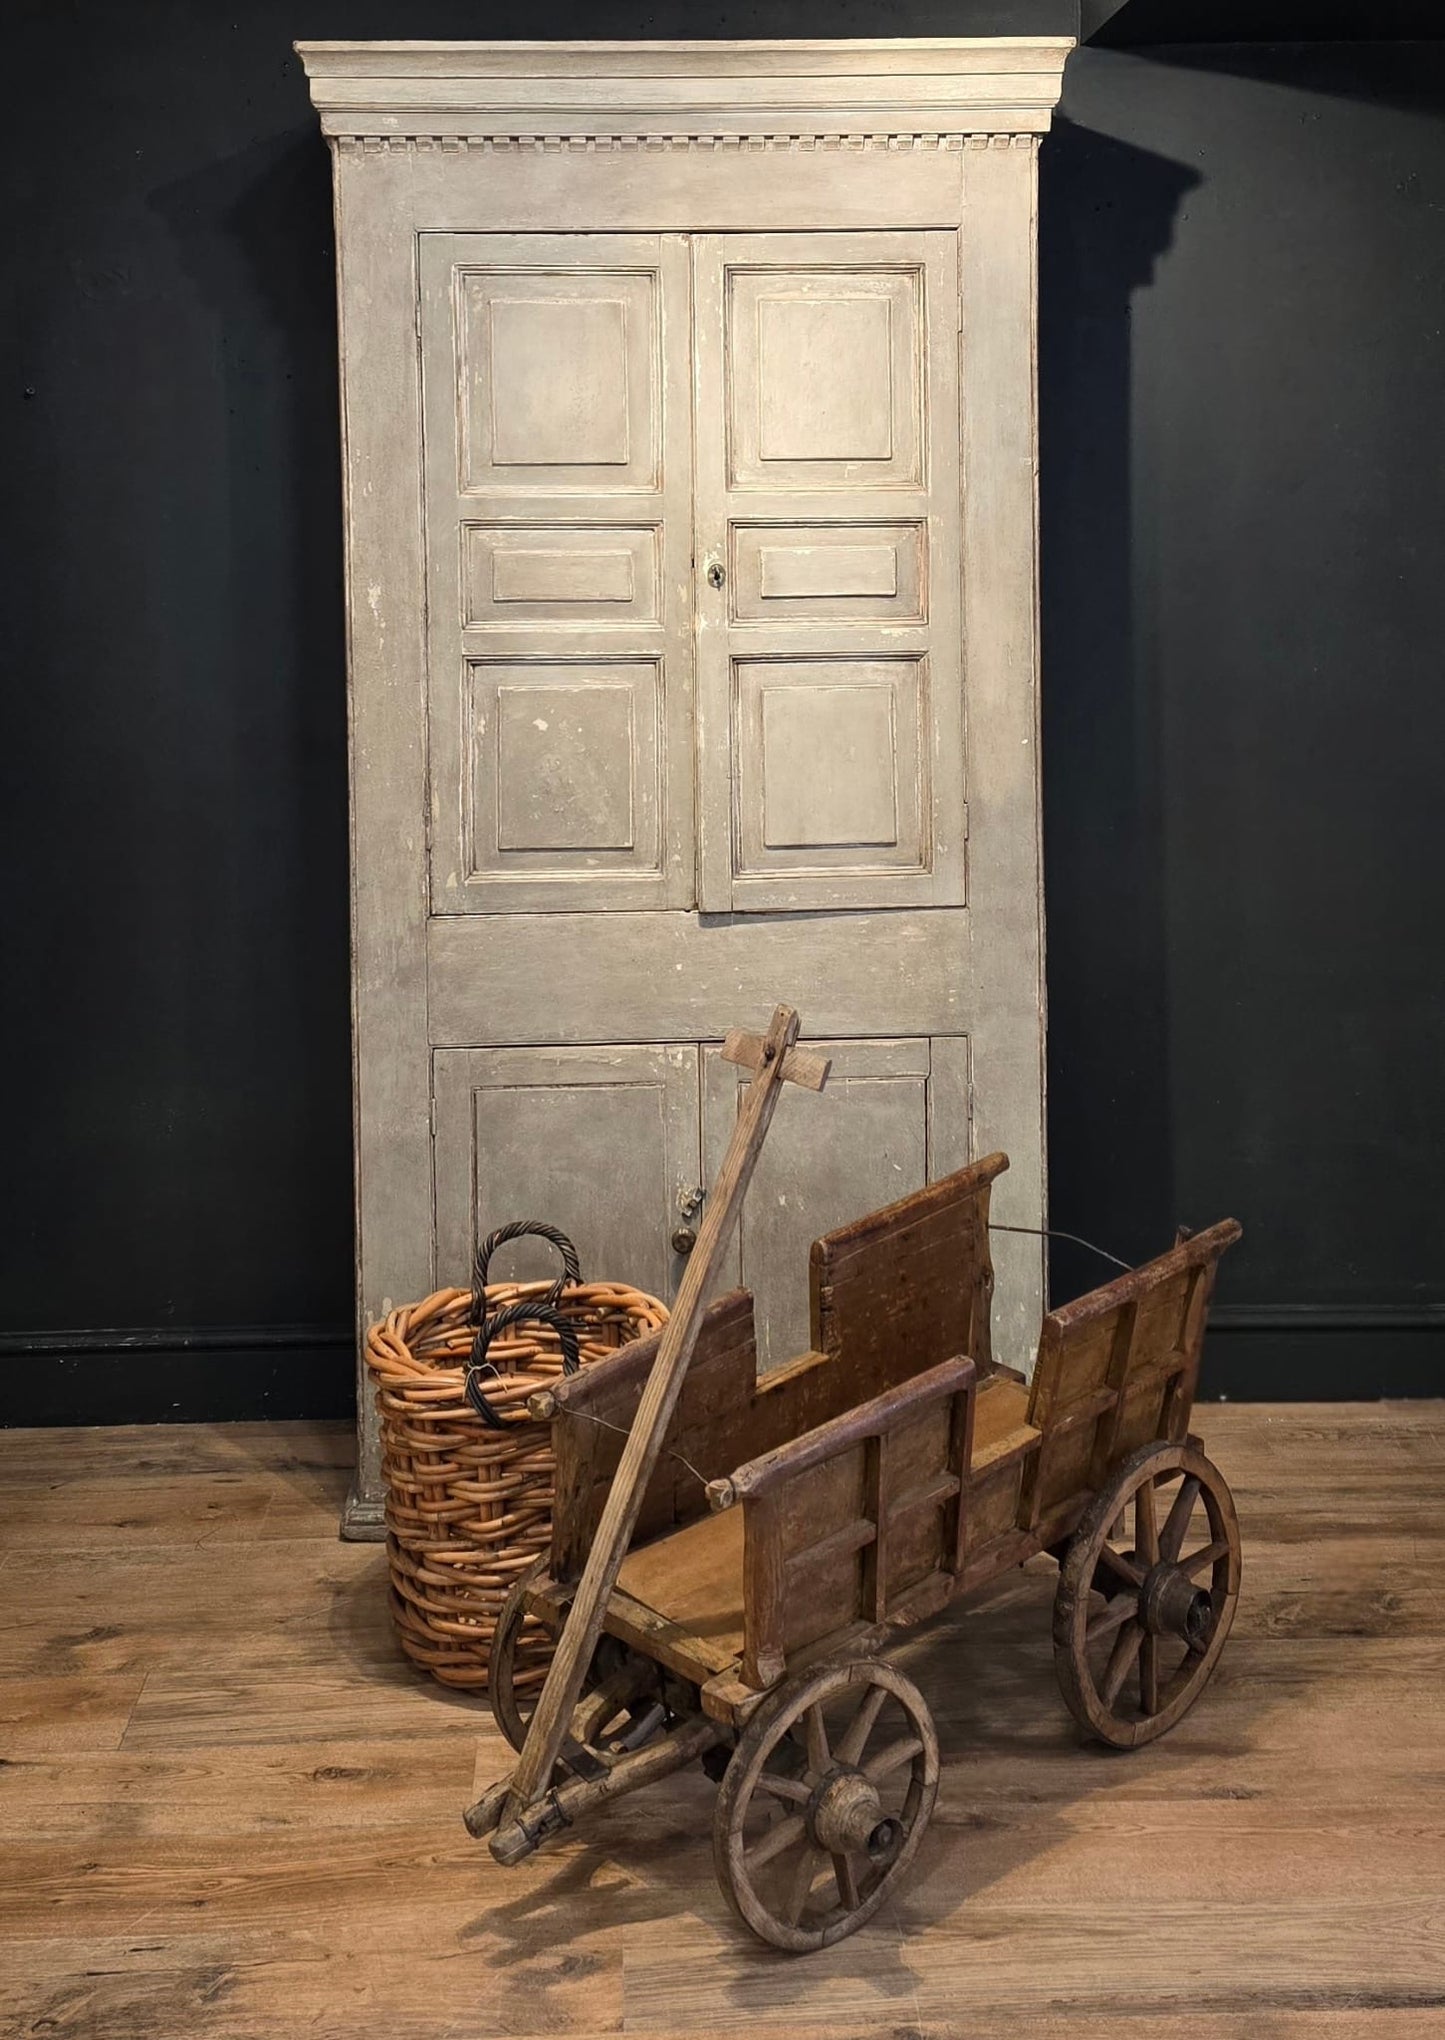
[465,1301,583,1428]
[469,1220,582,1325]
[465,1222,585,1429]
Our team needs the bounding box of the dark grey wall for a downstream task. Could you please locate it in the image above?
[1040,44,1445,1393]
[2,9,1442,1419]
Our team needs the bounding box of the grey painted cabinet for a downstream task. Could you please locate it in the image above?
[299,40,1071,1533]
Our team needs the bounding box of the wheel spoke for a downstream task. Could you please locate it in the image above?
[805,1703,830,1778]
[744,1811,806,1872]
[1100,1619,1144,1708]
[1179,1537,1230,1578]
[1135,1477,1159,1567]
[1139,1633,1160,1716]
[836,1682,888,1768]
[833,1852,861,1911]
[781,1844,826,1926]
[757,1770,811,1806]
[864,1734,923,1783]
[1086,1591,1139,1645]
[1160,1476,1200,1561]
[1094,1542,1144,1591]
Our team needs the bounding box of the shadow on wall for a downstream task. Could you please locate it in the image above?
[1037,116,1200,1308]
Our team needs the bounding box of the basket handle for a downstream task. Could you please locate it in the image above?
[470,1220,582,1323]
[465,1300,582,1428]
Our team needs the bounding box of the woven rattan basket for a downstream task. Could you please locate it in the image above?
[364,1224,667,1690]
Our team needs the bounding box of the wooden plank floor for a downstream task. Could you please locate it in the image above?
[1,1405,1443,2039]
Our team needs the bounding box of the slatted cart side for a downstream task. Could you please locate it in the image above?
[543,1290,760,1579]
[707,1359,977,1687]
[1020,1220,1244,1540]
[808,1154,1009,1406]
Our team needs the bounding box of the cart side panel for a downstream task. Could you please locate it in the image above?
[808,1154,1007,1408]
[955,1373,1041,1583]
[736,1362,974,1686]
[1020,1221,1241,1537]
[550,1290,759,1580]
[881,1399,961,1602]
[775,1451,871,1661]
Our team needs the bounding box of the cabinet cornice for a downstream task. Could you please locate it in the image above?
[296,39,1073,143]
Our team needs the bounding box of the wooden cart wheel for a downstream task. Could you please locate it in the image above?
[713,1660,939,1953]
[489,1558,555,1752]
[489,1559,661,1757]
[1054,1439,1241,1750]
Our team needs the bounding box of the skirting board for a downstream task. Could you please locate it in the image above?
[0,1324,355,1428]
[1199,1304,1445,1401]
[1,1306,1440,1433]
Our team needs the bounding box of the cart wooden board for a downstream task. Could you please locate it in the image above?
[467,1009,1243,1951]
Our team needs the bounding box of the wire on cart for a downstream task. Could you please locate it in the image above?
[988,1222,1134,1274]
[556,1403,713,1494]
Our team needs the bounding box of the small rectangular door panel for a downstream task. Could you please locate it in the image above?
[693,230,965,915]
[464,525,660,627]
[420,234,695,915]
[432,1044,699,1304]
[732,521,925,621]
[702,1036,971,1372]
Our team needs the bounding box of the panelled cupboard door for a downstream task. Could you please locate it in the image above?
[692,231,966,914]
[419,234,696,916]
[702,1037,972,1371]
[431,1045,699,1303]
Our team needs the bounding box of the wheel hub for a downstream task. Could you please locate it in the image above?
[806,1767,899,1862]
[1140,1560,1214,1646]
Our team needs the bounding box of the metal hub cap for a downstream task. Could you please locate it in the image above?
[1140,1559,1215,1646]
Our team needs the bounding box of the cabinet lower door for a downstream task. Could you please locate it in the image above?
[432,1045,700,1301]
[702,1037,971,1371]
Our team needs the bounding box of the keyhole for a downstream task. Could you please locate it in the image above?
[706,560,726,590]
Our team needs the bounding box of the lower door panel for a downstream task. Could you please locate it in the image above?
[431,1044,700,1302]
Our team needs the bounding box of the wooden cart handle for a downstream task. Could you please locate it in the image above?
[721,1027,831,1093]
[486,1004,828,1853]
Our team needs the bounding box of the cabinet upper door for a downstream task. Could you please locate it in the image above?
[692,231,966,914]
[420,234,696,915]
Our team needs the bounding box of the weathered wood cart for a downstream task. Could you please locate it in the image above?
[467,1008,1243,1951]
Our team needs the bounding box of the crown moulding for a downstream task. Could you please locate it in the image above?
[295,38,1075,144]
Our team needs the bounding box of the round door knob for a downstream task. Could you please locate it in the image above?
[706,560,726,590]
[671,1226,698,1256]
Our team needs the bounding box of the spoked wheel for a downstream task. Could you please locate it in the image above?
[1054,1439,1241,1749]
[489,1558,558,1751]
[714,1660,939,1953]
[489,1558,665,1757]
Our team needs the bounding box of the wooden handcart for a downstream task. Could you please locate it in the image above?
[466,1007,1243,1951]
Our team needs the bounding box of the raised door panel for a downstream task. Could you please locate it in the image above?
[458,268,661,492]
[420,234,694,915]
[723,265,923,492]
[693,230,965,914]
[432,1044,699,1304]
[702,1036,971,1372]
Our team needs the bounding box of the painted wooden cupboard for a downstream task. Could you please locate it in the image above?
[298,40,1072,1533]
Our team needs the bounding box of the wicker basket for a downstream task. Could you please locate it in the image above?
[364,1224,668,1690]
